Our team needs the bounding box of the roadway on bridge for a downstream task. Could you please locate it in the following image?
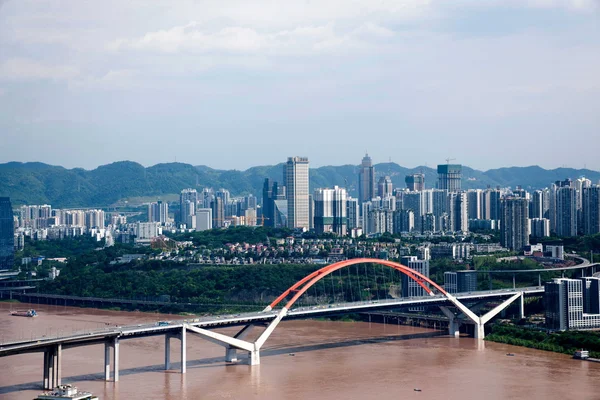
[0,286,543,357]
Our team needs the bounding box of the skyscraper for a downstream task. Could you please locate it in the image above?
[211,197,225,228]
[0,197,14,269]
[467,189,483,220]
[500,197,530,251]
[358,153,375,205]
[437,164,462,192]
[285,156,310,229]
[482,188,502,221]
[179,188,198,227]
[313,186,347,236]
[377,176,393,198]
[583,186,600,235]
[405,173,425,191]
[148,201,169,224]
[556,186,577,237]
[401,256,430,297]
[447,192,468,233]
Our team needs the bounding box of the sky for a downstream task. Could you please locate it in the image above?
[0,0,599,172]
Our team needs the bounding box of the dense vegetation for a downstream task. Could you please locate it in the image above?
[2,160,598,207]
[486,324,600,358]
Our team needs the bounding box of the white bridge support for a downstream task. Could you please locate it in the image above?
[185,308,288,366]
[104,338,120,382]
[164,326,187,373]
[42,344,62,390]
[441,293,524,340]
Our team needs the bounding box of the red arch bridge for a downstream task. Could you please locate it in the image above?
[0,258,543,389]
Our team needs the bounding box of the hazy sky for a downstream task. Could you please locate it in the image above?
[0,0,599,171]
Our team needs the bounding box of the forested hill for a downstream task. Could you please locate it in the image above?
[0,161,598,208]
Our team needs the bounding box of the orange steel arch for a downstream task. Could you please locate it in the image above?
[268,258,449,311]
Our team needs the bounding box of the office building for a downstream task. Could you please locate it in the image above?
[313,186,347,236]
[556,187,577,237]
[444,271,478,294]
[437,164,462,192]
[500,197,530,251]
[405,173,425,191]
[148,201,169,224]
[358,153,375,205]
[401,256,430,298]
[0,197,14,269]
[545,278,600,331]
[285,156,310,230]
[582,186,600,235]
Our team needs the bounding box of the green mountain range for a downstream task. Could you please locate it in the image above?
[0,161,598,208]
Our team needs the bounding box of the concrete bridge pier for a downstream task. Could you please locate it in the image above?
[163,327,186,373]
[249,348,260,366]
[42,344,62,390]
[104,338,120,382]
[519,293,525,319]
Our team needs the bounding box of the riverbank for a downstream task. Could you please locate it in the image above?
[485,323,600,358]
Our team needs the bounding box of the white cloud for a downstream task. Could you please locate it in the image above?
[0,58,78,81]
[109,21,398,56]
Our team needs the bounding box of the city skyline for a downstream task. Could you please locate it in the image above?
[1,2,599,171]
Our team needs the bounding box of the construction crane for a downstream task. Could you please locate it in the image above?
[445,158,456,165]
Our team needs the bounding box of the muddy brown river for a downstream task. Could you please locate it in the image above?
[1,302,598,399]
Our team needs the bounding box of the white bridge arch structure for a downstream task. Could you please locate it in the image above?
[185,258,525,365]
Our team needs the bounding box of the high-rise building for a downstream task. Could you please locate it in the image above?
[545,278,600,331]
[582,186,600,235]
[405,173,425,191]
[179,188,198,227]
[358,153,375,205]
[263,179,286,227]
[401,256,430,297]
[500,197,530,251]
[285,156,310,229]
[402,191,423,231]
[313,186,347,236]
[377,176,393,198]
[0,197,14,270]
[530,190,544,220]
[346,197,360,231]
[437,164,462,192]
[394,209,414,233]
[195,208,213,231]
[444,270,478,294]
[448,192,468,233]
[211,197,225,228]
[482,189,502,221]
[556,186,577,237]
[148,201,169,224]
[467,189,483,220]
[530,218,550,238]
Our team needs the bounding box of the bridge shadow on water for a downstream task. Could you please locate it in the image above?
[0,331,445,394]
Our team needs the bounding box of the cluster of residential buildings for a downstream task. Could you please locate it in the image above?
[260,155,600,253]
